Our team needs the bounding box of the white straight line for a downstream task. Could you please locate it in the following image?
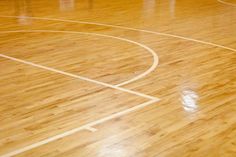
[0,99,158,157]
[0,30,159,87]
[85,127,97,132]
[218,0,236,7]
[84,99,159,128]
[0,15,235,53]
[0,53,158,101]
[0,25,160,156]
[2,15,235,156]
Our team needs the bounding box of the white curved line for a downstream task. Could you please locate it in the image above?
[0,15,235,53]
[0,53,159,101]
[1,15,236,88]
[218,0,236,7]
[0,15,235,157]
[0,29,159,87]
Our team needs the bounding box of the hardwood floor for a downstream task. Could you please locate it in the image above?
[0,0,236,157]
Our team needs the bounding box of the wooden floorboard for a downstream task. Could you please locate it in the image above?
[0,0,236,156]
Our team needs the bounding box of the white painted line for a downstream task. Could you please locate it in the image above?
[0,99,159,157]
[85,126,97,132]
[1,15,235,157]
[0,30,159,87]
[0,53,159,101]
[116,43,158,86]
[1,15,235,87]
[0,28,160,157]
[218,0,236,7]
[0,15,235,53]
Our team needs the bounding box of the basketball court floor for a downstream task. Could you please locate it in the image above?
[0,0,236,156]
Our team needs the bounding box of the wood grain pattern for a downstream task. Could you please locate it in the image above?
[0,0,236,156]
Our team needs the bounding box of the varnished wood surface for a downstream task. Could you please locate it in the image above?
[0,0,236,157]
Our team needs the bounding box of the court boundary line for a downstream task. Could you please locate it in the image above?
[1,15,236,156]
[0,30,159,87]
[0,20,161,157]
[0,53,158,101]
[0,53,159,157]
[0,15,235,54]
[0,99,158,157]
[85,126,97,132]
[218,0,236,7]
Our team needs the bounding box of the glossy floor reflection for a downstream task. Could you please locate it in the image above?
[0,0,236,157]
